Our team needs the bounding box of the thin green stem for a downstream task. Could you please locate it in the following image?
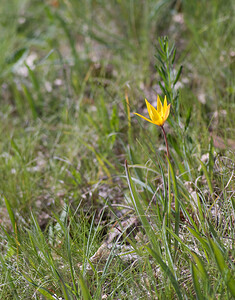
[161,125,170,158]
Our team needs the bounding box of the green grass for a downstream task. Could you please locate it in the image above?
[0,0,235,299]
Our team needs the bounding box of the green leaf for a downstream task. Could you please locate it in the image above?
[125,160,160,253]
[171,48,176,64]
[21,273,55,300]
[26,64,43,105]
[6,47,28,65]
[199,159,213,196]
[166,157,180,250]
[184,107,192,131]
[187,227,210,260]
[191,263,204,300]
[208,239,235,297]
[162,217,176,276]
[173,65,183,85]
[11,139,23,161]
[166,227,193,255]
[196,193,205,229]
[4,196,16,235]
[79,275,92,300]
[22,84,38,119]
[0,254,19,299]
[191,252,208,281]
[146,247,183,300]
[208,137,214,178]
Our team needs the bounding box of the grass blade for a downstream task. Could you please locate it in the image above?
[4,196,16,235]
[166,157,180,251]
[208,238,235,297]
[146,246,183,300]
[125,160,160,253]
[0,254,19,299]
[21,272,56,300]
[191,252,208,282]
[22,84,38,119]
[191,263,204,300]
[79,275,92,300]
[199,159,213,197]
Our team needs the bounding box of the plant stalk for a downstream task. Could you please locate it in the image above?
[161,125,170,158]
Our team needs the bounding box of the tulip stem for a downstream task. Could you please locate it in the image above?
[161,125,170,158]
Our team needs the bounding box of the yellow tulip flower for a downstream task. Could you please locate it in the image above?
[134,95,170,127]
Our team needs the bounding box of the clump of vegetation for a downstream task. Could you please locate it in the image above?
[0,0,234,299]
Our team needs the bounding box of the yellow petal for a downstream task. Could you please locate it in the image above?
[163,96,167,113]
[133,113,156,124]
[145,99,160,123]
[155,118,164,126]
[164,104,171,122]
[157,95,163,116]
